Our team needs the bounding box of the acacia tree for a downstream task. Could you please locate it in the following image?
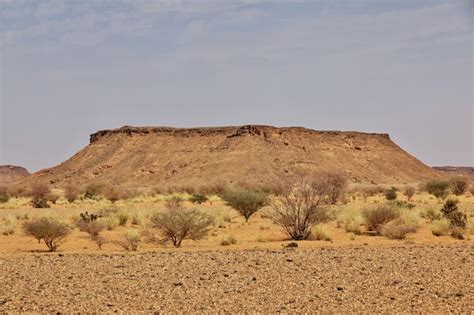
[150,204,214,247]
[222,188,269,222]
[23,217,71,252]
[270,178,329,240]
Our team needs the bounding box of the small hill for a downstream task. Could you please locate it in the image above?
[0,165,30,186]
[21,125,442,189]
[433,166,474,182]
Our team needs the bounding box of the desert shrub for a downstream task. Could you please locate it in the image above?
[399,209,421,230]
[83,183,105,199]
[23,217,71,252]
[115,230,141,251]
[77,220,105,237]
[321,173,347,205]
[150,206,214,247]
[450,177,468,196]
[189,194,208,204]
[381,219,415,240]
[222,188,269,222]
[270,179,330,240]
[385,187,398,201]
[425,180,450,200]
[164,196,184,209]
[431,219,451,236]
[469,187,474,196]
[80,211,100,223]
[403,186,416,201]
[32,197,50,209]
[103,186,125,203]
[0,186,9,203]
[64,185,79,203]
[100,215,119,231]
[220,235,237,246]
[440,199,467,229]
[337,209,364,235]
[29,184,51,209]
[362,205,400,233]
[1,215,17,235]
[420,206,442,222]
[46,193,60,204]
[359,185,385,200]
[92,235,106,250]
[311,224,332,241]
[450,228,466,240]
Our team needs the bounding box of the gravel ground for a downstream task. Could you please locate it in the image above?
[0,244,473,313]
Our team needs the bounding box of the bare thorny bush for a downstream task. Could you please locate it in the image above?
[270,177,330,240]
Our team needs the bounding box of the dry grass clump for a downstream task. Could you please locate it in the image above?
[115,229,141,251]
[189,194,209,204]
[270,178,330,240]
[100,215,120,231]
[420,206,442,222]
[23,217,71,252]
[149,202,214,247]
[220,235,237,246]
[311,224,332,241]
[222,188,269,222]
[337,209,364,235]
[1,215,17,235]
[116,211,130,226]
[362,205,400,234]
[431,219,451,236]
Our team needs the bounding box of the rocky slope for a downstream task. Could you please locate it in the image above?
[0,165,30,186]
[24,125,441,188]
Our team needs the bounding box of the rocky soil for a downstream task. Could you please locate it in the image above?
[0,244,472,313]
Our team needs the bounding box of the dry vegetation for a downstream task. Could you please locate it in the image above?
[0,176,473,312]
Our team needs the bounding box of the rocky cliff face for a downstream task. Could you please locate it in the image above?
[0,165,30,185]
[24,125,440,188]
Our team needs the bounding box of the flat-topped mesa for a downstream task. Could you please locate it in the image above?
[89,125,391,144]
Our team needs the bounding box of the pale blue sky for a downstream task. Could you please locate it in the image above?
[0,0,472,172]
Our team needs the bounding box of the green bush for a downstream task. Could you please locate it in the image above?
[384,187,398,201]
[23,217,71,252]
[426,180,450,200]
[362,205,400,233]
[440,199,467,229]
[222,188,268,222]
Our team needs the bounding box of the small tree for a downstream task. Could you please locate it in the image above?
[440,199,467,229]
[322,173,348,205]
[64,185,79,203]
[30,184,51,208]
[426,180,450,200]
[450,177,468,196]
[384,187,398,201]
[150,206,213,247]
[222,188,268,222]
[115,230,141,251]
[23,217,71,252]
[270,178,329,240]
[403,186,416,201]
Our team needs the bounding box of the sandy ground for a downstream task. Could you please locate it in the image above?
[0,244,472,313]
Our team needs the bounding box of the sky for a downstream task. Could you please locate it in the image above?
[0,0,472,172]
